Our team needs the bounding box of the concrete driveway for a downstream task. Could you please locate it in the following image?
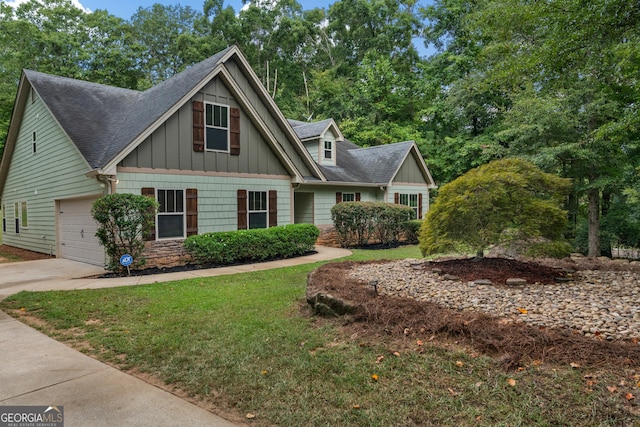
[0,247,351,426]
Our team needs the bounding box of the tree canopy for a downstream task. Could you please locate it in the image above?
[419,158,572,258]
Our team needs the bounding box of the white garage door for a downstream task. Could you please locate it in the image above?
[59,197,105,266]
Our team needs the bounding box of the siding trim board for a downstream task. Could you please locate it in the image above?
[117,167,291,181]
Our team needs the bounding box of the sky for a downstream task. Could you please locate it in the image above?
[6,0,334,19]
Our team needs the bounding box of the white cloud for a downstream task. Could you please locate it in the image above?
[5,0,91,13]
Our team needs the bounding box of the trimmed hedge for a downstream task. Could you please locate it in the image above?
[331,202,416,248]
[183,224,319,265]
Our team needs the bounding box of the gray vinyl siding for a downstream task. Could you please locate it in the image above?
[293,192,314,224]
[298,185,383,226]
[320,130,337,166]
[304,140,319,163]
[386,183,430,219]
[225,58,315,177]
[394,153,427,184]
[1,89,103,255]
[116,171,292,232]
[119,76,291,176]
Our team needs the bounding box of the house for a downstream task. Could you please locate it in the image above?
[0,45,436,266]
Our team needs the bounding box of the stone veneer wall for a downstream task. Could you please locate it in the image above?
[143,240,192,268]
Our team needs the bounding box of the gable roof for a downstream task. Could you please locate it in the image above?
[288,118,344,141]
[23,48,234,170]
[0,45,325,189]
[319,140,436,187]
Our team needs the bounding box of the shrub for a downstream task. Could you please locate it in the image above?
[331,202,415,247]
[91,193,158,272]
[184,224,319,265]
[420,158,571,258]
[404,220,422,244]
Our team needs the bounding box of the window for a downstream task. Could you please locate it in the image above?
[248,191,268,229]
[398,193,419,218]
[14,202,19,234]
[324,140,333,159]
[2,203,5,233]
[20,202,28,228]
[342,193,356,202]
[205,103,229,151]
[157,189,184,238]
[32,132,37,154]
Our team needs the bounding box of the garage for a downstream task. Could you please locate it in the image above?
[58,197,105,266]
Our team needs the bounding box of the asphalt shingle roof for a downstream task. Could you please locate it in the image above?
[288,119,333,140]
[320,140,415,185]
[26,47,232,169]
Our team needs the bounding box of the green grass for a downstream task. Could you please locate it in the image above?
[2,245,638,426]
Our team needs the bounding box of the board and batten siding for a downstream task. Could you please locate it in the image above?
[119,77,290,176]
[394,153,428,184]
[1,89,103,255]
[224,58,316,178]
[116,171,292,233]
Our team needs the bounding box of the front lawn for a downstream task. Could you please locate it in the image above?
[1,246,637,426]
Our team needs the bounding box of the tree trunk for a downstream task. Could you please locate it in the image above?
[587,188,600,258]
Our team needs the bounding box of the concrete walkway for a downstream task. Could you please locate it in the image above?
[0,246,351,427]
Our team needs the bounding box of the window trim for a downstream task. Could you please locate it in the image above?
[20,201,28,229]
[247,190,268,229]
[156,189,186,239]
[204,102,230,153]
[323,140,333,160]
[398,193,419,218]
[342,193,356,202]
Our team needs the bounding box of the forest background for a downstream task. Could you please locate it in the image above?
[1,0,639,257]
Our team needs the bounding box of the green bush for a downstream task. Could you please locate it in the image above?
[404,220,423,244]
[184,224,319,265]
[91,193,158,272]
[331,202,415,247]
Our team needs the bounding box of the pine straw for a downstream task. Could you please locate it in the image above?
[307,261,640,370]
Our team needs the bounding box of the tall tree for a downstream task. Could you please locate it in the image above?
[424,0,640,256]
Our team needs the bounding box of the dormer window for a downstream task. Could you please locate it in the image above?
[324,140,333,159]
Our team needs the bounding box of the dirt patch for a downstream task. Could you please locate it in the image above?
[0,245,53,261]
[307,260,640,370]
[419,257,568,284]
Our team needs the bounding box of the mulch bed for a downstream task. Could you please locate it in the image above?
[307,260,640,370]
[419,257,568,285]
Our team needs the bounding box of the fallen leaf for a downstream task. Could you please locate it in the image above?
[416,339,424,346]
[261,370,268,375]
[447,387,458,396]
[570,362,581,369]
[625,393,635,401]
[475,382,483,388]
[393,351,401,357]
[455,360,464,367]
[371,373,379,382]
[403,328,410,335]
[517,367,526,372]
[517,307,528,314]
[376,355,384,363]
[352,404,361,409]
[532,360,542,367]
[507,378,517,387]
[607,386,617,393]
[246,413,256,419]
